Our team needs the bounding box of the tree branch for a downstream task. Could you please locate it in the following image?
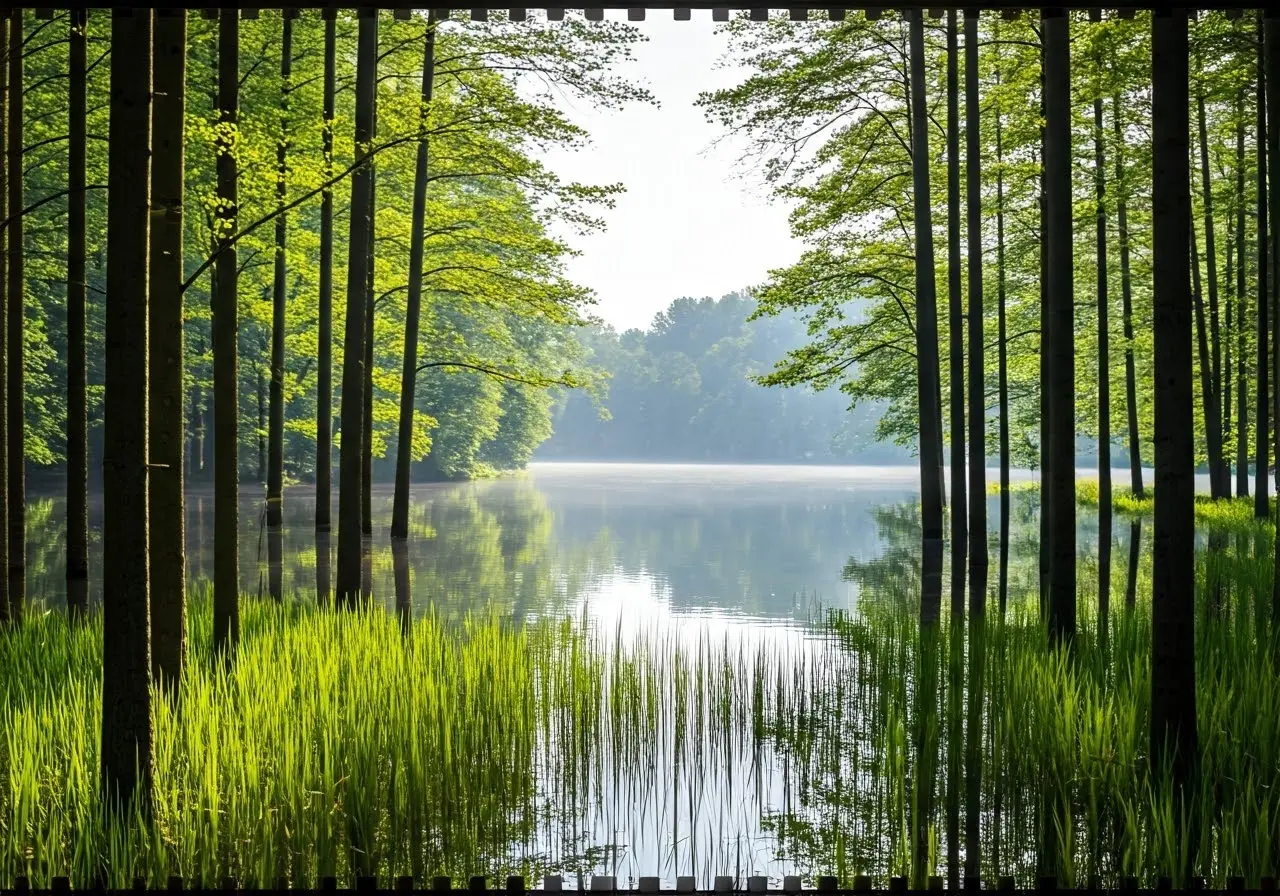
[181,132,422,295]
[416,359,577,389]
[0,185,108,232]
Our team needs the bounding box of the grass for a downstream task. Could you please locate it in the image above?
[992,477,1276,532]
[765,527,1280,889]
[0,591,606,887]
[6,516,1280,888]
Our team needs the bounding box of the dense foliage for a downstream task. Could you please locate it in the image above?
[15,9,652,484]
[698,11,1252,476]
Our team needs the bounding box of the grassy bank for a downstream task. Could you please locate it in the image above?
[0,594,607,887]
[5,541,1280,887]
[994,477,1274,531]
[769,580,1280,888]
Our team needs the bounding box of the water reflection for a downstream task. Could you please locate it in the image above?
[17,463,1235,886]
[316,528,332,606]
[393,537,412,634]
[27,464,930,624]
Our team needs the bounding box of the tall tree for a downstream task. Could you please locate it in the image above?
[392,15,436,541]
[213,9,240,653]
[1257,15,1271,521]
[1268,12,1280,623]
[1038,59,1051,609]
[266,10,294,602]
[965,8,986,614]
[1044,8,1076,644]
[1226,241,1233,490]
[1197,75,1226,498]
[362,169,374,537]
[7,8,23,623]
[1092,8,1112,613]
[66,9,88,618]
[1149,5,1198,804]
[0,11,9,626]
[101,5,154,815]
[337,8,377,606]
[995,51,1010,617]
[149,9,186,687]
[316,11,336,533]
[946,10,966,618]
[1193,216,1224,512]
[909,8,945,625]
[1115,92,1144,497]
[1237,89,1250,499]
[362,61,377,539]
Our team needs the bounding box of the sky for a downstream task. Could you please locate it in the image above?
[534,14,804,333]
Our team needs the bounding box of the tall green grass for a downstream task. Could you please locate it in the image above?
[0,593,605,887]
[765,539,1280,889]
[6,524,1280,889]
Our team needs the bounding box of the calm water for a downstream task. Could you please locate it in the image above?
[28,462,1177,621]
[20,462,1194,884]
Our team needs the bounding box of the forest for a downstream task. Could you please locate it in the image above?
[537,292,915,464]
[0,3,1279,891]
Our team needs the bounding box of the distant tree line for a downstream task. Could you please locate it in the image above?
[537,292,915,465]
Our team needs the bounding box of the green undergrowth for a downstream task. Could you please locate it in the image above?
[5,546,1280,888]
[766,544,1280,889]
[0,593,606,887]
[991,478,1277,532]
[0,591,802,888]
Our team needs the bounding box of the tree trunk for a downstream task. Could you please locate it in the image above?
[8,8,24,623]
[188,387,201,480]
[965,9,987,615]
[391,17,436,541]
[392,534,411,635]
[1039,84,1051,614]
[0,11,10,627]
[1198,91,1227,498]
[946,11,966,619]
[316,12,336,532]
[316,527,331,605]
[1092,7,1112,616]
[1150,5,1199,803]
[336,9,378,606]
[1115,93,1144,497]
[66,9,88,618]
[362,167,375,538]
[1258,18,1271,521]
[1227,239,1235,490]
[266,11,292,603]
[1044,9,1076,644]
[908,8,945,625]
[149,9,186,689]
[267,11,292,543]
[213,9,240,652]
[1193,221,1225,511]
[1237,89,1251,499]
[1125,519,1140,609]
[995,60,1010,618]
[101,5,154,815]
[202,400,214,478]
[256,366,266,483]
[362,69,377,539]
[1267,15,1280,624]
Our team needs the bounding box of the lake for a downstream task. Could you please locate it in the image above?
[20,462,1192,885]
[29,461,1171,620]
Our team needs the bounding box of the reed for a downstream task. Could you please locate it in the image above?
[5,523,1280,889]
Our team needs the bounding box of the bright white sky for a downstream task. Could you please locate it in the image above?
[534,13,804,333]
